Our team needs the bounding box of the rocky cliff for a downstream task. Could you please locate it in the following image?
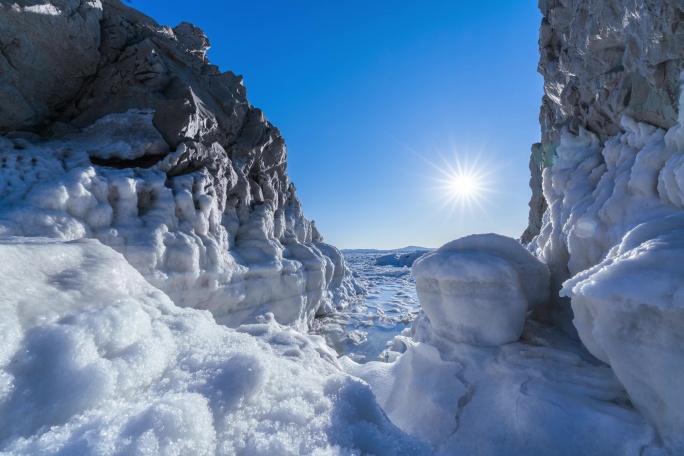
[524,0,684,242]
[527,0,684,450]
[0,0,359,328]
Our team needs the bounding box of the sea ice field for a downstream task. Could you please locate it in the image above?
[310,249,428,363]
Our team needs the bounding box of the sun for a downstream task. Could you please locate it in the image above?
[434,154,492,208]
[449,172,480,198]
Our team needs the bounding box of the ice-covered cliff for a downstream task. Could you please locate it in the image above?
[526,0,684,450]
[0,2,432,454]
[0,0,359,328]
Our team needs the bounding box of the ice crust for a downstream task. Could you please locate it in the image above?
[526,91,684,451]
[343,321,663,455]
[412,234,550,346]
[0,123,355,329]
[562,215,684,449]
[0,237,428,455]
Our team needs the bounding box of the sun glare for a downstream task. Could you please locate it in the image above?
[449,172,479,198]
[421,149,496,215]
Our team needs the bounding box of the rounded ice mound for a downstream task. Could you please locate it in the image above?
[563,215,684,450]
[412,234,550,346]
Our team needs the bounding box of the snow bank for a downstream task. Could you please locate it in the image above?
[412,234,550,346]
[0,237,428,455]
[0,122,356,328]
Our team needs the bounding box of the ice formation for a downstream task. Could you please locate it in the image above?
[0,238,428,455]
[520,3,684,449]
[0,0,358,328]
[374,250,428,268]
[412,234,550,346]
[345,0,684,453]
[3,0,684,454]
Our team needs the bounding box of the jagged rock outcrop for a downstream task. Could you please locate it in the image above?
[524,0,684,241]
[0,0,358,328]
[538,0,684,146]
[528,0,684,451]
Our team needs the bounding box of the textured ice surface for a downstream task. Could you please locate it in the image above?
[412,234,550,346]
[0,237,428,455]
[374,250,428,268]
[529,88,684,452]
[562,214,684,450]
[0,127,356,329]
[343,321,664,455]
[311,250,421,363]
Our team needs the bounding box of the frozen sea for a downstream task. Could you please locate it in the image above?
[310,249,429,363]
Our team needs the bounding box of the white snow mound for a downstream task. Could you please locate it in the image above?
[412,234,550,346]
[0,237,428,455]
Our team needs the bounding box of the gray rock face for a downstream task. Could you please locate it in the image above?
[526,0,684,240]
[0,0,103,131]
[0,0,358,327]
[539,0,684,146]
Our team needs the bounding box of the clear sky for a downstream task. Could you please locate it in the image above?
[133,0,543,249]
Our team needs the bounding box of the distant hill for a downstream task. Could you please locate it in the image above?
[396,246,433,251]
[342,246,433,254]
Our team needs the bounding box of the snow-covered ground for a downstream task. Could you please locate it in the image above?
[0,237,428,455]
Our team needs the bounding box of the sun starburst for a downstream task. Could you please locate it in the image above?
[432,152,494,212]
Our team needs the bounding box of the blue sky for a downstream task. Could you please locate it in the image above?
[134,1,543,249]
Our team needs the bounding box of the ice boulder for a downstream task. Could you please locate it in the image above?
[562,215,684,451]
[412,234,550,346]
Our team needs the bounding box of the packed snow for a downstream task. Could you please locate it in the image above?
[343,320,664,456]
[0,237,428,455]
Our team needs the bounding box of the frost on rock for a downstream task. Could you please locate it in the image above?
[412,234,550,346]
[0,238,428,455]
[0,0,358,328]
[527,92,684,452]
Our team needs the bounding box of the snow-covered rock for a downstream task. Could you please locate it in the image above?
[562,214,684,450]
[0,237,428,455]
[412,234,550,346]
[526,0,684,450]
[525,0,684,241]
[0,0,358,327]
